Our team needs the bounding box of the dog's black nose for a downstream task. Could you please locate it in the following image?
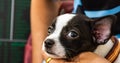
[45,39,55,48]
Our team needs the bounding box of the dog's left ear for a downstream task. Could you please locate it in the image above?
[90,15,116,44]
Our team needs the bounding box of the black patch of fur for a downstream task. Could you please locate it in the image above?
[59,14,98,59]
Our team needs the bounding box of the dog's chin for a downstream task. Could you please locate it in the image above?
[45,50,66,59]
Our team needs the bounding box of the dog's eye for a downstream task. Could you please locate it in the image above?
[48,26,54,35]
[67,30,79,39]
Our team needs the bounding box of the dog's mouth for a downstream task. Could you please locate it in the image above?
[45,48,60,57]
[46,50,66,59]
[46,49,56,55]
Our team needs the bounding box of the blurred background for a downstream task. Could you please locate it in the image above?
[0,0,31,63]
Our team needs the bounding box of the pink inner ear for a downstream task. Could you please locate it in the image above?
[93,24,111,44]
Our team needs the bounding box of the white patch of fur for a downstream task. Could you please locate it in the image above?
[94,39,114,57]
[94,39,120,63]
[43,14,76,58]
[43,38,66,58]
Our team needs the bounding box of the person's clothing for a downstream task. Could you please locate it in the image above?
[73,0,120,18]
[73,0,120,36]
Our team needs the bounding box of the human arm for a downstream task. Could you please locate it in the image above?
[30,0,61,63]
[49,52,111,63]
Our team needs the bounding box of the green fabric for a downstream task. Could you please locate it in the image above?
[0,0,30,39]
[0,0,31,63]
[0,42,25,63]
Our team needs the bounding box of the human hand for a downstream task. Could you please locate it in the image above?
[73,52,111,63]
[45,52,111,63]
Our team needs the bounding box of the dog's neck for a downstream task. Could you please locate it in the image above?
[94,39,114,57]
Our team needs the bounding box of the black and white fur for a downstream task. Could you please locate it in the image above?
[42,14,120,63]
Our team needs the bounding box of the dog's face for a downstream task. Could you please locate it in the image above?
[42,14,116,59]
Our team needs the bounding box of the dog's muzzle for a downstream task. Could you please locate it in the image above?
[44,39,55,48]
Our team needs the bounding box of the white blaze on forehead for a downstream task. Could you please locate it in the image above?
[47,14,76,39]
[54,14,76,37]
[45,14,76,58]
[56,14,76,29]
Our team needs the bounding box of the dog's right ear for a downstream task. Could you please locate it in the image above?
[76,5,85,15]
[90,15,116,44]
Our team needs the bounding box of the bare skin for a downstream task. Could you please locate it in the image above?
[47,52,110,63]
[30,0,111,63]
[31,0,61,63]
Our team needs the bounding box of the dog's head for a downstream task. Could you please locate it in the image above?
[42,14,116,59]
